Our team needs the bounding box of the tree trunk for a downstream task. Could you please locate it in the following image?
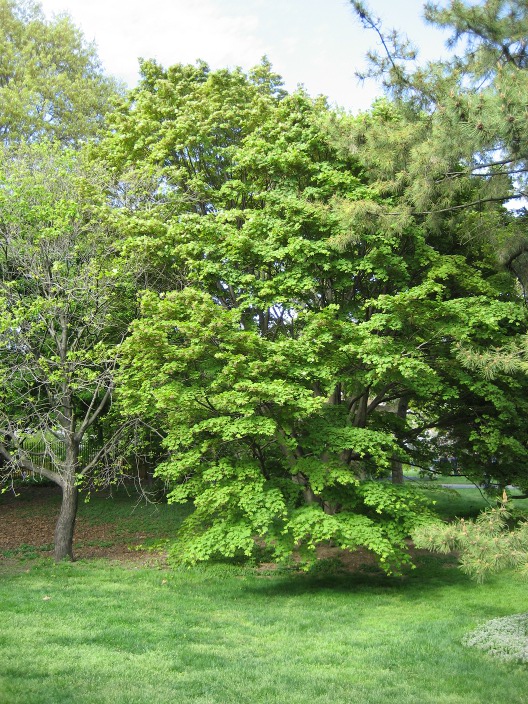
[392,397,409,485]
[54,480,79,561]
[391,459,404,485]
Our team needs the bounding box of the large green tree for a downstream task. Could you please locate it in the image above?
[348,0,528,284]
[342,1,528,488]
[0,0,119,144]
[342,2,528,590]
[0,2,129,560]
[108,61,528,570]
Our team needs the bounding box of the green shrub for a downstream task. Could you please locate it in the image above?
[413,493,528,582]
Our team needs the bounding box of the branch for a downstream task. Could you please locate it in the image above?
[350,1,402,76]
[388,194,521,217]
[436,158,520,181]
[367,383,397,414]
[78,417,164,477]
[436,167,528,184]
[76,381,114,441]
[0,441,62,488]
[346,387,370,414]
[501,241,528,269]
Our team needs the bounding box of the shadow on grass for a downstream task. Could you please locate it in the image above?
[240,551,471,599]
[2,484,504,604]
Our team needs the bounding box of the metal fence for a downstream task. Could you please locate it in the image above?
[21,436,102,472]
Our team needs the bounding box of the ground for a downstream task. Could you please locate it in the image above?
[2,485,528,704]
[0,483,439,574]
[0,485,166,563]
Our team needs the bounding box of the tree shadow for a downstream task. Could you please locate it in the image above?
[244,551,476,599]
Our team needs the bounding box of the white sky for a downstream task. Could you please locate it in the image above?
[38,0,450,113]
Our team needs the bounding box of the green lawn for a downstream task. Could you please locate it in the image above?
[420,485,528,521]
[1,556,527,703]
[1,487,527,704]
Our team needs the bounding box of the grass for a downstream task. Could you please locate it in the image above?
[420,486,496,520]
[1,556,527,703]
[76,487,193,544]
[433,474,481,485]
[418,483,528,521]
[1,485,527,703]
[1,485,192,557]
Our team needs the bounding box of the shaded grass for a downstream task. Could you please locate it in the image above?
[76,489,193,545]
[421,487,494,520]
[3,485,187,527]
[0,486,191,556]
[420,485,528,521]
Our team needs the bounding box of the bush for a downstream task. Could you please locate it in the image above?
[413,492,528,582]
[463,613,528,663]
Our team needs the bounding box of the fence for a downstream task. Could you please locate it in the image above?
[21,436,102,472]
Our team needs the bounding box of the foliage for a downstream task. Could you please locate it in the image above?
[108,60,528,571]
[0,0,119,144]
[346,0,528,295]
[462,612,528,663]
[0,141,135,559]
[343,0,528,488]
[350,0,528,199]
[0,0,123,559]
[413,492,528,582]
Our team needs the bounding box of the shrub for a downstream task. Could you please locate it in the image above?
[413,492,528,582]
[463,613,528,663]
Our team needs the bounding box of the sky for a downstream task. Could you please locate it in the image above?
[38,0,450,113]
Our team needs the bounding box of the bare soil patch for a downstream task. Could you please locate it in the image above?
[0,486,159,563]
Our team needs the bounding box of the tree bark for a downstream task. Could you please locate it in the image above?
[54,436,80,562]
[292,472,320,506]
[391,397,409,485]
[54,479,79,561]
[391,458,404,485]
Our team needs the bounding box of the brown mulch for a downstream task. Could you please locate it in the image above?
[0,486,158,563]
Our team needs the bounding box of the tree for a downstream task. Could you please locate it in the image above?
[344,2,528,586]
[350,1,528,161]
[0,142,134,561]
[346,1,528,269]
[109,62,528,571]
[0,0,119,144]
[347,0,528,276]
[339,1,528,485]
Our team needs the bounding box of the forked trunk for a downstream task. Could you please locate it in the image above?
[54,480,78,561]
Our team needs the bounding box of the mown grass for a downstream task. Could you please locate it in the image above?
[421,486,496,520]
[1,486,527,704]
[419,484,528,521]
[1,556,527,703]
